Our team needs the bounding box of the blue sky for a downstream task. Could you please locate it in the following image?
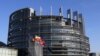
[0,0,100,52]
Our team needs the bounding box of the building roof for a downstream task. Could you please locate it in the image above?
[0,41,6,47]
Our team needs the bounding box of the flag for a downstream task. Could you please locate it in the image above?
[32,35,45,46]
[32,35,53,52]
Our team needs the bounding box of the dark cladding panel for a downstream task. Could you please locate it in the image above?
[78,13,83,23]
[66,9,72,26]
[73,11,78,20]
[67,9,71,19]
[10,8,31,22]
[78,13,85,35]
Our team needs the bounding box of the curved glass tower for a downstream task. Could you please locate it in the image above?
[8,8,90,56]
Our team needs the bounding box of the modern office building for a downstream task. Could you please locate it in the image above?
[7,8,90,56]
[89,53,96,56]
[0,47,18,56]
[89,52,100,56]
[0,41,18,56]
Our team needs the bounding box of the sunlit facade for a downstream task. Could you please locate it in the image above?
[0,47,18,56]
[7,8,90,56]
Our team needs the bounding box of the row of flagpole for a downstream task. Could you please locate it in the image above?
[39,0,63,47]
[39,0,63,16]
[39,0,63,40]
[39,6,63,16]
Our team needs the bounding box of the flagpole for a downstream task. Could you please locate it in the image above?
[59,0,64,46]
[59,0,62,16]
[50,0,53,48]
[50,6,52,16]
[39,1,43,56]
[39,6,42,36]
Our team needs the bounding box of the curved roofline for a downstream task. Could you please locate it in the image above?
[10,7,34,18]
[0,41,6,47]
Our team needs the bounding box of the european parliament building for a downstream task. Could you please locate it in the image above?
[7,8,90,56]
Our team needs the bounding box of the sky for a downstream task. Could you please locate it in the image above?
[0,0,100,52]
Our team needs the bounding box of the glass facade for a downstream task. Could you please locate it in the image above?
[8,8,32,56]
[36,17,90,56]
[8,8,90,56]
